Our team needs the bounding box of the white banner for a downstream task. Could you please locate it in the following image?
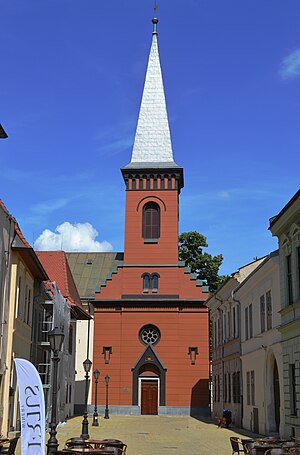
[14,358,45,455]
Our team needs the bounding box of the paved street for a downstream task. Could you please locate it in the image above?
[15,415,258,455]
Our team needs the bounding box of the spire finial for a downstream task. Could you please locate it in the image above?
[152,1,159,35]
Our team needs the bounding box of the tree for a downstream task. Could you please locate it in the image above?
[178,231,226,292]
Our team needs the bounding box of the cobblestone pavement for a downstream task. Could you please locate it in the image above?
[15,415,258,455]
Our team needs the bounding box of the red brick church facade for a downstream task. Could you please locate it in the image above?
[91,17,210,416]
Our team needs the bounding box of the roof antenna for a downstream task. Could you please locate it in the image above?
[152,1,159,35]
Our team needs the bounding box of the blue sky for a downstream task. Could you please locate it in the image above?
[1,0,299,275]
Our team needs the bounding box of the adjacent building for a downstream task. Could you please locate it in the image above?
[269,189,300,438]
[36,251,90,422]
[0,201,49,435]
[235,251,283,436]
[207,257,266,428]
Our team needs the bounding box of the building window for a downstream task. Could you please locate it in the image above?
[218,317,221,346]
[228,373,231,403]
[245,307,249,340]
[260,295,265,333]
[16,276,22,318]
[251,370,255,405]
[26,289,31,325]
[142,202,160,240]
[139,324,161,346]
[142,273,160,293]
[266,290,272,330]
[143,274,151,292]
[152,274,159,292]
[246,370,255,405]
[298,247,300,299]
[224,373,227,402]
[290,364,297,416]
[287,254,293,304]
[249,304,253,338]
[233,372,241,404]
[68,325,73,354]
[247,371,251,405]
[214,320,217,348]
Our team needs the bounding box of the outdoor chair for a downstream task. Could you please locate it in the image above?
[99,439,127,454]
[264,449,287,455]
[0,436,19,455]
[56,451,82,455]
[284,447,300,454]
[241,439,255,454]
[230,437,245,455]
[65,438,93,449]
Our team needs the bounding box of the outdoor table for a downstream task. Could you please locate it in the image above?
[64,448,118,454]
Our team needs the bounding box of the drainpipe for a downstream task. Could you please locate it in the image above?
[215,295,224,415]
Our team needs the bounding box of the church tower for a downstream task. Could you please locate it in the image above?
[121,16,183,266]
[92,15,210,417]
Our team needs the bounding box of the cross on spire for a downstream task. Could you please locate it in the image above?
[152,2,159,35]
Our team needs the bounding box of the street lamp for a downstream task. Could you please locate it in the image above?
[104,375,110,419]
[92,369,100,426]
[47,326,65,455]
[81,358,92,439]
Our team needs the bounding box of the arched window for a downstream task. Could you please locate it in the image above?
[141,273,160,293]
[151,274,159,292]
[142,273,151,292]
[142,202,160,240]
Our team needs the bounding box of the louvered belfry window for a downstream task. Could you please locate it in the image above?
[143,202,160,239]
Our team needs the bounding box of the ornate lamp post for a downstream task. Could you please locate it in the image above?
[81,358,92,439]
[104,375,110,419]
[92,369,100,426]
[47,326,65,455]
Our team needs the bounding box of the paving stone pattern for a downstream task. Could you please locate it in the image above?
[15,415,259,455]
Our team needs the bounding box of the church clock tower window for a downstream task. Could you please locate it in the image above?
[142,202,160,240]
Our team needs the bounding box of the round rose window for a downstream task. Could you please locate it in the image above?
[139,325,161,345]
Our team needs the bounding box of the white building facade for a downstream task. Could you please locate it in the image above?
[235,251,284,436]
[270,189,300,438]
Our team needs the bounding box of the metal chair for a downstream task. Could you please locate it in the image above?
[56,451,82,455]
[241,439,256,454]
[0,437,19,455]
[99,439,127,454]
[65,438,93,449]
[230,437,245,455]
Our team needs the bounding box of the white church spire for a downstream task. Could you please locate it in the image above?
[128,15,177,167]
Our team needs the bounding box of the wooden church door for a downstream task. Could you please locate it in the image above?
[141,380,158,415]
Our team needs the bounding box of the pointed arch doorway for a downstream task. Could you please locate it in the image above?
[132,344,166,415]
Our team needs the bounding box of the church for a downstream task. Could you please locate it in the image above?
[68,14,210,417]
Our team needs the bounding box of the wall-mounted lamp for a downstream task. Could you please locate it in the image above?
[102,346,113,364]
[188,347,199,365]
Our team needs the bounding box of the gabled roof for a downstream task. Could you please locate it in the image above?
[233,250,279,294]
[132,344,167,372]
[36,251,90,320]
[206,255,267,308]
[0,199,48,280]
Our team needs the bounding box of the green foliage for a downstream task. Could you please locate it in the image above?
[178,231,226,292]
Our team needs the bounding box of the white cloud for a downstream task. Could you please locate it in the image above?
[280,49,300,79]
[34,222,113,252]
